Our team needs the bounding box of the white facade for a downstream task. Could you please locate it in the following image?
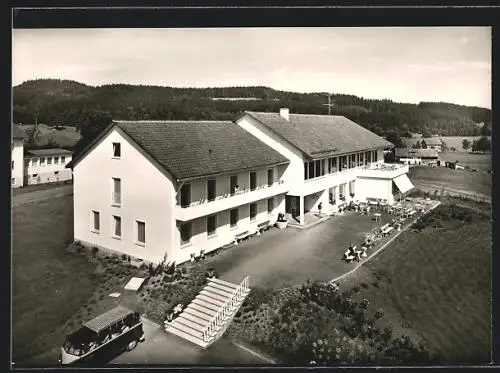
[11,139,24,188]
[237,112,414,224]
[73,126,288,265]
[24,153,73,185]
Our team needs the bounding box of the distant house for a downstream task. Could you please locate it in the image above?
[420,138,443,152]
[12,124,26,188]
[24,149,73,185]
[395,148,439,166]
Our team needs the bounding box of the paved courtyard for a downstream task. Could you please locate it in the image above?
[111,318,267,365]
[202,210,397,289]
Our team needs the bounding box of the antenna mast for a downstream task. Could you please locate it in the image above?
[322,93,334,115]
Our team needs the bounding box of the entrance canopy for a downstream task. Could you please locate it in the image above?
[393,174,414,194]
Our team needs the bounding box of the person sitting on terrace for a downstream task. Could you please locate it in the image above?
[233,185,240,194]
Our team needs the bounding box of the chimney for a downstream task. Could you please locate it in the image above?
[279,108,289,121]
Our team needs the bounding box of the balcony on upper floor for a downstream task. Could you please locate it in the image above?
[175,180,288,222]
[357,163,409,179]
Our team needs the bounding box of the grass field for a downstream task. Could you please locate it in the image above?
[402,136,491,153]
[18,124,81,148]
[12,194,98,362]
[438,152,492,171]
[339,205,491,364]
[409,166,492,197]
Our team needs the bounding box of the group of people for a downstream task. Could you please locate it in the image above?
[342,244,367,263]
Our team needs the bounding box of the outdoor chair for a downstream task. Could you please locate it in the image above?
[360,246,368,257]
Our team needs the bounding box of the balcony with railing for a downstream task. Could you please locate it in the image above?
[175,180,288,221]
[295,163,369,196]
[358,163,409,179]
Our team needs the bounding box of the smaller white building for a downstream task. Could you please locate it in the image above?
[12,124,25,188]
[24,149,73,185]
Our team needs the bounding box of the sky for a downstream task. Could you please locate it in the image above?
[12,27,491,108]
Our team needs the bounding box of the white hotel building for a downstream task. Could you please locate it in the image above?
[70,109,414,265]
[11,124,25,188]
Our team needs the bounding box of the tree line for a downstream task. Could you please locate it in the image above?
[13,79,492,152]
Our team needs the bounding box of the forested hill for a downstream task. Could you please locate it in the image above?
[13,79,491,137]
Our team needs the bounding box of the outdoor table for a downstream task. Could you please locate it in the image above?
[374,213,381,222]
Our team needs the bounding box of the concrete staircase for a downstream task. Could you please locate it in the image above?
[164,276,250,348]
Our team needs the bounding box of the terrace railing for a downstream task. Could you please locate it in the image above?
[181,180,284,208]
[202,276,250,343]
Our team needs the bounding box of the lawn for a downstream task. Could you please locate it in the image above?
[409,166,491,197]
[12,194,98,363]
[19,124,81,148]
[339,204,491,364]
[438,151,492,171]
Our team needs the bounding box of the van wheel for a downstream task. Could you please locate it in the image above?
[126,340,138,351]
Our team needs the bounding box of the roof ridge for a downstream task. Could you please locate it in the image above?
[245,111,345,119]
[115,120,233,123]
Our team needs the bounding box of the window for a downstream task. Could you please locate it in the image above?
[47,157,52,165]
[180,183,191,207]
[350,154,356,168]
[113,142,121,158]
[40,157,46,166]
[11,178,15,185]
[180,222,192,245]
[250,172,257,191]
[136,221,145,244]
[373,150,378,162]
[340,156,347,171]
[207,215,217,236]
[366,151,372,163]
[267,169,274,186]
[112,178,121,205]
[304,162,308,180]
[207,179,216,201]
[32,174,38,178]
[113,216,121,237]
[230,208,238,228]
[330,157,338,173]
[32,158,38,166]
[54,157,59,164]
[308,161,315,179]
[267,198,274,213]
[92,211,100,232]
[11,161,14,170]
[349,181,355,195]
[230,175,238,196]
[61,156,66,163]
[315,160,321,177]
[250,203,257,221]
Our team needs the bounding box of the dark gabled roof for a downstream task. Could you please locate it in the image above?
[116,121,289,181]
[395,148,439,158]
[12,124,26,139]
[421,137,442,145]
[26,149,73,157]
[70,121,289,181]
[243,112,393,159]
[83,306,133,333]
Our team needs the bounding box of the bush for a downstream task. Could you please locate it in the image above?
[244,287,273,312]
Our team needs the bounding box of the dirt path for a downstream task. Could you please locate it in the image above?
[12,184,73,207]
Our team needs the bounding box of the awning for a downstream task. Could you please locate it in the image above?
[393,174,415,194]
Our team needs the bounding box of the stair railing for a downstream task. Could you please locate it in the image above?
[202,276,250,342]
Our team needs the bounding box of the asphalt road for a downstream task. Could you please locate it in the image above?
[12,184,73,207]
[110,318,271,365]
